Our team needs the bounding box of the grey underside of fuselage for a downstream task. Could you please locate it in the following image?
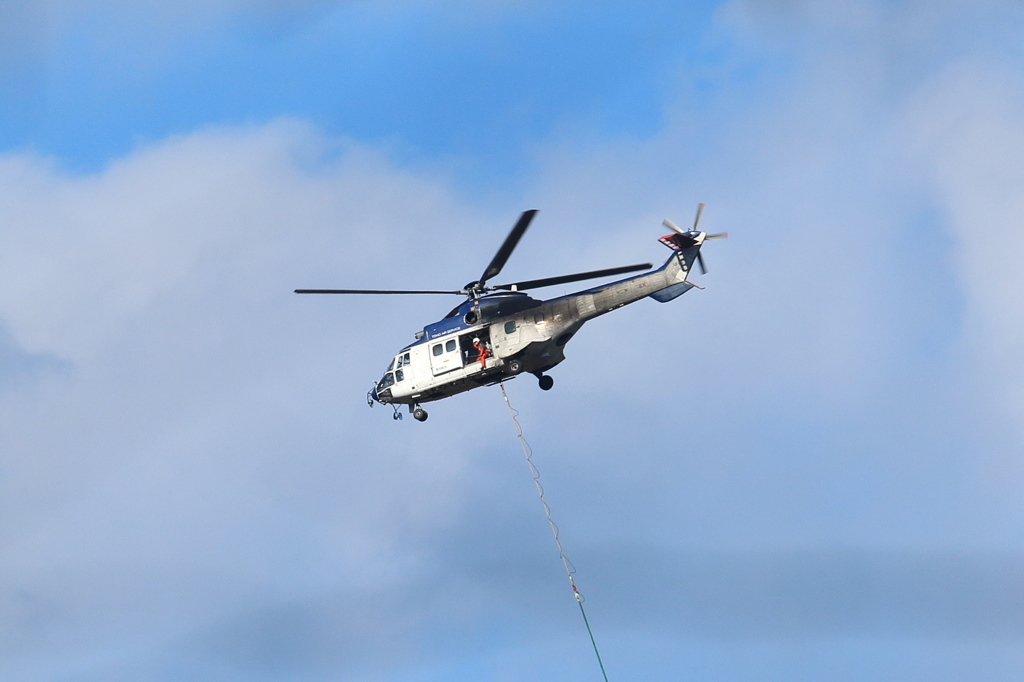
[389,247,697,405]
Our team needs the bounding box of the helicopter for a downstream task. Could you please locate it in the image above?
[296,206,725,421]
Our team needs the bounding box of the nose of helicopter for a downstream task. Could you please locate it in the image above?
[370,385,379,402]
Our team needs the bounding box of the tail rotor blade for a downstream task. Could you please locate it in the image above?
[692,203,705,231]
[662,218,684,234]
[696,250,707,275]
[704,232,728,240]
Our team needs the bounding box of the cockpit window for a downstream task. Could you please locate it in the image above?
[396,352,410,368]
[377,372,394,390]
[395,369,404,382]
[385,358,394,372]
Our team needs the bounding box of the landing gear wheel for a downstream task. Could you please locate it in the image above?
[508,359,522,373]
[538,374,554,391]
[413,407,428,422]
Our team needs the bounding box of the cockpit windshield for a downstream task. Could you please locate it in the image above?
[377,372,395,391]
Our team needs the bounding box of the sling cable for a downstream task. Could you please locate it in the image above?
[499,382,610,682]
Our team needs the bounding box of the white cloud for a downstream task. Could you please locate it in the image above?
[901,61,1024,418]
[0,120,506,675]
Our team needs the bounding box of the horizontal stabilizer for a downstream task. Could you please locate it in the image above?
[649,281,694,302]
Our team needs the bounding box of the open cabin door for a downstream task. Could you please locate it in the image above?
[428,336,463,376]
[459,329,495,369]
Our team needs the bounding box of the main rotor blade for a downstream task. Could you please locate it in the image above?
[295,289,464,295]
[480,209,538,284]
[493,262,652,292]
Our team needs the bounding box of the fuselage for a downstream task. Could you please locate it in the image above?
[371,237,704,406]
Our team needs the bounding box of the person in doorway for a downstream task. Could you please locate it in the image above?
[472,337,490,368]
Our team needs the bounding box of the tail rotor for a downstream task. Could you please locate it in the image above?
[660,203,727,274]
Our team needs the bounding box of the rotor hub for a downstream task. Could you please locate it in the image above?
[462,281,489,298]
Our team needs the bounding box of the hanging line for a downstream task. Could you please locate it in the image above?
[499,382,610,682]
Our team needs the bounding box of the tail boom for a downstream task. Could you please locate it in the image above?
[567,244,701,319]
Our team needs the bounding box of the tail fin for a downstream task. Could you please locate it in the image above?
[650,206,724,302]
[649,247,699,302]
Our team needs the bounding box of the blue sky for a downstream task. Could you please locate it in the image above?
[2,1,1024,681]
[2,2,723,179]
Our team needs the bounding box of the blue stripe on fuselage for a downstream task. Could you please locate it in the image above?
[423,315,470,340]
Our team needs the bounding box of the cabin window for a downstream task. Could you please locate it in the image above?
[504,321,516,334]
[432,344,443,356]
[403,352,410,364]
[446,339,456,352]
[395,369,404,382]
